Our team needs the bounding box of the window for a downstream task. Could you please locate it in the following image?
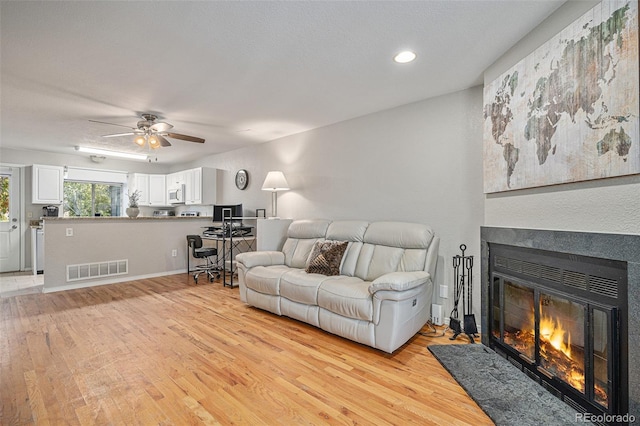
[0,175,8,222]
[64,181,122,217]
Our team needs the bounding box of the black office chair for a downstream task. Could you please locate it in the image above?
[186,235,220,284]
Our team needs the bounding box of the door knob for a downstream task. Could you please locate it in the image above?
[12,225,18,230]
[12,217,18,222]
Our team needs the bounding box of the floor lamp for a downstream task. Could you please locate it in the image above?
[261,171,289,218]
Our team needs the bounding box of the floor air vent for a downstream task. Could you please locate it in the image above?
[67,259,128,282]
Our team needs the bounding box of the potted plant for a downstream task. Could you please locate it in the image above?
[126,190,141,218]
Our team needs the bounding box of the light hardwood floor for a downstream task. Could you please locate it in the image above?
[0,274,492,425]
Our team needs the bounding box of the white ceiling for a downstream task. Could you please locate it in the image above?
[1,1,565,165]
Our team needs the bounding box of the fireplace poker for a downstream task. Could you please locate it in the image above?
[449,245,465,339]
[449,244,476,343]
[463,255,478,341]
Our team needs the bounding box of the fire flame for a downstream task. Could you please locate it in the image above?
[499,310,607,408]
[539,315,571,358]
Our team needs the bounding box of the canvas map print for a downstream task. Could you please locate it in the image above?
[483,0,639,193]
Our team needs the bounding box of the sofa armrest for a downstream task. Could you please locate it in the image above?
[236,251,285,268]
[369,271,431,294]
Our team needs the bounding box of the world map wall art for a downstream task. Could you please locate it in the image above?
[483,0,639,193]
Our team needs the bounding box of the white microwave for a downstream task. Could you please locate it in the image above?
[168,184,185,204]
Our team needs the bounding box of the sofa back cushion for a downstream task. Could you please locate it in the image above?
[281,220,435,280]
[354,221,434,281]
[282,219,331,268]
[325,220,369,277]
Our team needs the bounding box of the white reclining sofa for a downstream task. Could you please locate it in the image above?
[236,219,439,353]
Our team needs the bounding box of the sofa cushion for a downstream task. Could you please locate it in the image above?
[281,298,320,327]
[305,240,348,276]
[244,265,291,296]
[353,222,434,281]
[369,271,431,293]
[325,221,368,277]
[280,269,332,305]
[325,220,368,242]
[363,221,433,249]
[339,242,363,277]
[318,309,375,347]
[317,277,373,321]
[281,220,330,269]
[288,219,331,239]
[236,251,285,268]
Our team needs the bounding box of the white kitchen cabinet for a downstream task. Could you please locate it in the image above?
[32,164,64,204]
[184,167,216,205]
[166,171,185,188]
[148,174,166,205]
[184,169,195,203]
[132,174,149,205]
[130,173,167,206]
[130,168,215,207]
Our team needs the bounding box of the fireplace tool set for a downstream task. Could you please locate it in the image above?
[449,244,478,343]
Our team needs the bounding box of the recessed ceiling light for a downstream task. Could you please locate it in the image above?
[393,50,417,64]
[75,146,148,161]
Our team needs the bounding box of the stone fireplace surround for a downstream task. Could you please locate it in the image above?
[481,226,640,420]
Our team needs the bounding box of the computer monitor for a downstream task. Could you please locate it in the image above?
[212,204,243,224]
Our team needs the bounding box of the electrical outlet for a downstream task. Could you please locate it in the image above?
[66,228,73,237]
[171,249,177,257]
[431,304,443,326]
[439,285,448,299]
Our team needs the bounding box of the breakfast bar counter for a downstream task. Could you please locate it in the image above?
[43,216,214,293]
[44,216,212,222]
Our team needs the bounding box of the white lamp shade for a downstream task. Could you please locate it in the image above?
[261,171,290,191]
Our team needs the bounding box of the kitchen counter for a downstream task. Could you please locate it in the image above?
[44,216,211,223]
[42,216,215,292]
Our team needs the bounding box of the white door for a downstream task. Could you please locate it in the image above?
[0,167,21,272]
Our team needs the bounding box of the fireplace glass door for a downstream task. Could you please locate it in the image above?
[538,292,585,396]
[592,308,610,408]
[488,242,626,419]
[501,280,535,359]
[491,275,614,412]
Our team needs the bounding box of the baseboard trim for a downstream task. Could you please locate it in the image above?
[43,269,187,293]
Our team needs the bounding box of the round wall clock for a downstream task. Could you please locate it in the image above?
[235,169,249,190]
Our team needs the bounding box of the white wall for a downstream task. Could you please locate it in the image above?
[483,0,640,235]
[180,86,485,318]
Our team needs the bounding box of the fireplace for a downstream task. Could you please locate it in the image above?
[489,243,626,417]
[481,227,640,424]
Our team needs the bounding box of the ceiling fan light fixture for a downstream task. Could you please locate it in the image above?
[148,135,160,149]
[91,113,205,149]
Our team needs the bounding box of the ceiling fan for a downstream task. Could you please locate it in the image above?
[89,113,205,149]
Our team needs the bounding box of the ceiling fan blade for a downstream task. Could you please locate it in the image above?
[167,133,205,143]
[89,119,136,130]
[157,135,172,147]
[150,122,173,132]
[102,132,138,138]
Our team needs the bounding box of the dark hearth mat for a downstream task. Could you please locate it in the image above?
[428,344,580,426]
